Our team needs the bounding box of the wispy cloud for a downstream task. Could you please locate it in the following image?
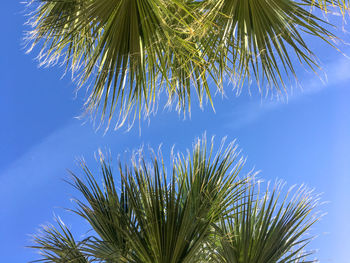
[225,54,350,130]
[0,122,119,213]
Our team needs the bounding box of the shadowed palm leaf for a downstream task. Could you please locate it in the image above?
[26,0,348,128]
[68,155,133,261]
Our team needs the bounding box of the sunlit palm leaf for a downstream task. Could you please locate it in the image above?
[119,137,246,263]
[26,0,212,129]
[26,0,95,71]
[31,136,248,262]
[26,0,347,128]
[30,218,90,262]
[200,0,341,93]
[30,138,322,262]
[313,0,350,14]
[67,137,246,262]
[212,182,319,263]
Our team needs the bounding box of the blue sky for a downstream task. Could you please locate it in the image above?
[1,2,350,262]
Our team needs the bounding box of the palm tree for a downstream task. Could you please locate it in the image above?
[31,137,319,262]
[25,0,349,129]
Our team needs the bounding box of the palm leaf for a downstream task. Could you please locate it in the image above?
[312,0,350,14]
[30,217,90,263]
[68,153,132,261]
[25,0,212,129]
[119,136,246,263]
[66,137,246,263]
[212,182,320,263]
[31,136,247,262]
[25,0,347,129]
[200,0,340,93]
[30,138,322,263]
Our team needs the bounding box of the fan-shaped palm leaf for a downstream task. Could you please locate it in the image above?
[26,0,348,128]
[68,154,133,261]
[118,137,246,263]
[31,137,247,262]
[201,0,343,92]
[26,0,212,129]
[211,182,319,263]
[31,138,321,263]
[30,218,90,262]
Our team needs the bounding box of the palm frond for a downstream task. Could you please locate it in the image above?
[200,0,339,93]
[66,137,246,263]
[68,154,132,261]
[119,136,246,263]
[30,138,322,263]
[30,217,90,263]
[25,0,212,129]
[311,0,350,15]
[25,0,346,129]
[212,181,320,263]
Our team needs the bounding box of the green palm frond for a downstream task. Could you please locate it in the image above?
[25,0,347,128]
[30,218,90,263]
[25,0,212,129]
[201,0,340,92]
[175,137,246,220]
[67,137,246,263]
[312,0,350,14]
[31,137,321,263]
[119,137,246,263]
[212,182,319,263]
[69,154,132,261]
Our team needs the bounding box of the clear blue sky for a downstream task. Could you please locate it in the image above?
[1,2,350,262]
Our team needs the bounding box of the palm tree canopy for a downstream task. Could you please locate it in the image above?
[25,0,348,129]
[31,137,320,262]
